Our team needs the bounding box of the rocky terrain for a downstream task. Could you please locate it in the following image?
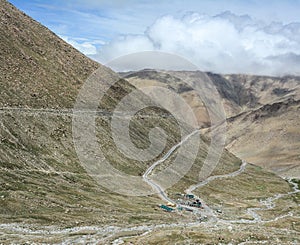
[0,0,240,229]
[0,0,189,229]
[0,0,99,108]
[124,70,300,177]
[0,0,299,244]
[218,74,300,177]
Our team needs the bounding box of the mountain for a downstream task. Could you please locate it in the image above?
[0,0,188,227]
[0,0,100,108]
[122,69,211,127]
[124,70,300,177]
[0,0,299,244]
[0,0,240,228]
[214,74,300,177]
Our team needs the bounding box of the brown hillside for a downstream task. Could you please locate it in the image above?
[0,0,100,108]
[125,70,300,177]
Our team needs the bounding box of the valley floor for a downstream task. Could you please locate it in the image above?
[1,147,299,244]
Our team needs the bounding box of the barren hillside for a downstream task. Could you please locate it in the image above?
[0,0,100,108]
[125,70,300,177]
[0,0,243,228]
[0,0,299,243]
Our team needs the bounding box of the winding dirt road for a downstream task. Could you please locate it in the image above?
[142,129,200,204]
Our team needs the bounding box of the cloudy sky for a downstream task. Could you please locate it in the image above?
[9,0,300,75]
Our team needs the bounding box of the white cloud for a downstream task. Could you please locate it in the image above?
[98,35,154,61]
[60,36,104,55]
[94,12,300,75]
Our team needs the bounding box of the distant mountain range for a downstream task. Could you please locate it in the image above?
[123,69,300,177]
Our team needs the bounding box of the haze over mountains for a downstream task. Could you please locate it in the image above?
[0,0,299,243]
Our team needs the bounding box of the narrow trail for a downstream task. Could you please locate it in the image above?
[142,129,200,204]
[0,107,74,115]
[230,177,300,224]
[184,160,248,221]
[185,161,299,225]
[186,160,247,193]
[0,107,170,118]
[0,107,116,117]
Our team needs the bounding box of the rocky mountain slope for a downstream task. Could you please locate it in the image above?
[0,0,241,227]
[0,0,184,227]
[0,0,299,243]
[218,74,300,177]
[225,98,300,177]
[0,0,99,108]
[124,70,300,177]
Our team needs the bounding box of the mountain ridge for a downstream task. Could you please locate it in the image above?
[124,69,300,177]
[1,0,299,243]
[0,0,101,108]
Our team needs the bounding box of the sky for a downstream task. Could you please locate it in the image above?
[9,0,300,75]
